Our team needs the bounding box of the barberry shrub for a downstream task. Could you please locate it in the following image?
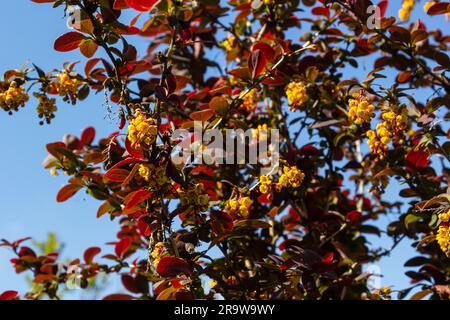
[1,0,450,301]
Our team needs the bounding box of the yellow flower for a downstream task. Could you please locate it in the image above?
[225,196,253,219]
[286,81,308,110]
[436,209,450,256]
[275,166,305,191]
[151,242,166,268]
[366,107,408,160]
[222,35,236,52]
[259,175,272,194]
[437,223,450,257]
[34,92,57,125]
[55,71,82,104]
[127,109,158,151]
[225,198,239,212]
[399,0,415,21]
[0,81,29,112]
[209,279,218,289]
[439,211,450,223]
[241,88,258,112]
[348,92,375,125]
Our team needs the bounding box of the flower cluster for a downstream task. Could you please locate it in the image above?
[278,166,305,189]
[348,92,375,125]
[225,196,253,219]
[0,81,29,112]
[34,93,57,125]
[151,242,166,268]
[437,211,450,257]
[222,35,236,52]
[259,175,272,194]
[285,81,308,110]
[138,163,169,187]
[54,71,82,105]
[366,108,408,159]
[127,109,158,151]
[180,183,210,212]
[259,166,305,194]
[399,0,415,21]
[241,88,259,112]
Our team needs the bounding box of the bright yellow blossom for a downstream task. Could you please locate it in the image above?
[54,71,82,105]
[127,109,158,151]
[285,81,308,110]
[277,166,305,190]
[222,35,236,52]
[0,81,29,112]
[259,175,272,194]
[399,0,415,21]
[241,88,258,112]
[225,196,253,219]
[366,107,408,159]
[348,92,375,125]
[151,242,166,268]
[437,210,450,257]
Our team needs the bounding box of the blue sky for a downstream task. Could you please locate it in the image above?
[0,1,448,298]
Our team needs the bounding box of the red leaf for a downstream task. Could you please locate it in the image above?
[56,184,82,202]
[81,127,96,146]
[0,291,18,300]
[113,0,129,10]
[252,42,275,62]
[125,138,145,159]
[190,109,215,122]
[257,193,271,204]
[397,71,411,83]
[115,237,132,258]
[249,49,267,79]
[84,247,101,264]
[156,257,193,278]
[406,149,430,168]
[311,7,330,18]
[125,189,152,210]
[378,0,388,17]
[137,218,153,237]
[54,32,86,52]
[346,210,362,223]
[426,2,450,15]
[125,0,158,12]
[104,168,130,183]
